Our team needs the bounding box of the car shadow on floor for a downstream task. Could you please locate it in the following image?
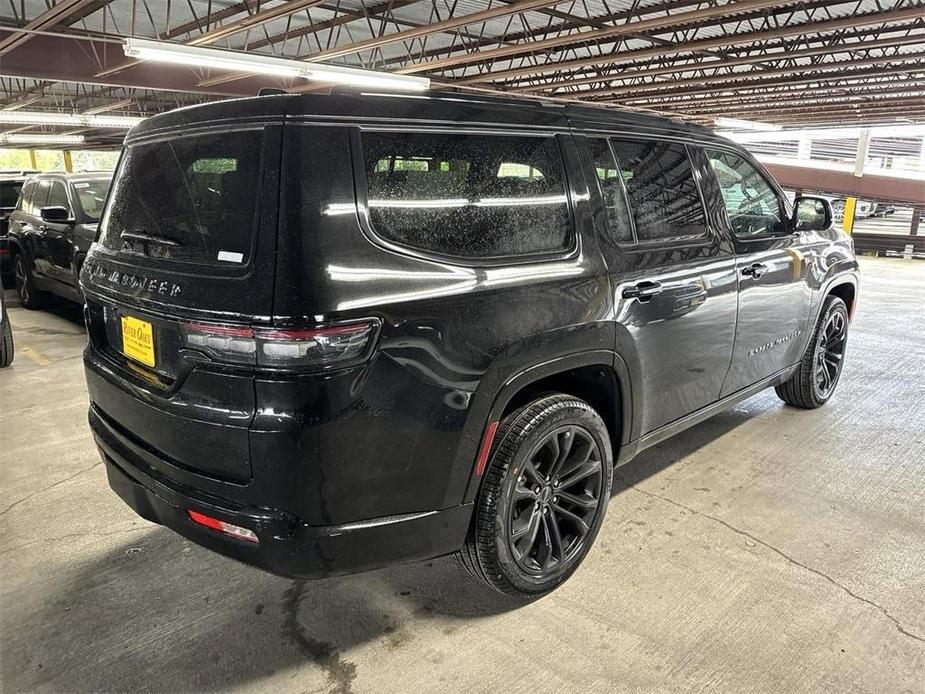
[3,289,85,329]
[7,402,763,692]
[611,401,760,496]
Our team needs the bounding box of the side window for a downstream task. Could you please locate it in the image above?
[706,149,786,238]
[609,138,707,243]
[585,138,633,243]
[46,182,70,212]
[29,180,50,216]
[361,131,571,259]
[16,181,34,212]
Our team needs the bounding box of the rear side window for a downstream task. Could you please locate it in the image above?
[1,181,23,208]
[609,139,707,243]
[586,138,633,243]
[361,131,571,259]
[99,131,262,265]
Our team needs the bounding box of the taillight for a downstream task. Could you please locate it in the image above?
[182,319,379,369]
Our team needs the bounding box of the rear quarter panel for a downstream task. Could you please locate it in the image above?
[270,123,615,523]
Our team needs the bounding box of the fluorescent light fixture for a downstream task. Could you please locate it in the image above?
[715,117,782,132]
[0,134,86,145]
[123,38,430,91]
[0,110,143,129]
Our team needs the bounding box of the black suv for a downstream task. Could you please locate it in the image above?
[80,92,858,598]
[1,170,36,284]
[8,172,112,308]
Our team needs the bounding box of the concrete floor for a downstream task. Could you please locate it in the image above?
[1,256,923,693]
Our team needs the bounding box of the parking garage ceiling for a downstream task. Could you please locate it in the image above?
[0,0,923,147]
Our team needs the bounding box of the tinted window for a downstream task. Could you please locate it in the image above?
[30,180,50,216]
[46,181,70,212]
[71,179,111,223]
[17,181,34,212]
[99,131,261,265]
[586,138,633,243]
[1,181,23,208]
[362,132,571,258]
[609,139,707,242]
[706,149,785,237]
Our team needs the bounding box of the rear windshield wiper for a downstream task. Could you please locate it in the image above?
[120,230,181,247]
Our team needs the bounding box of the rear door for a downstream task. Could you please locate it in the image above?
[580,135,739,437]
[22,179,52,277]
[698,147,814,396]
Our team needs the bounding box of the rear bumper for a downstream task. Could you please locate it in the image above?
[91,405,474,579]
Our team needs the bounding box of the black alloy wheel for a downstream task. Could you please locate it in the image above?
[13,253,45,310]
[460,394,613,598]
[776,294,849,409]
[508,425,603,576]
[813,309,847,400]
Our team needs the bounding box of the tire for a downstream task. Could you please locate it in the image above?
[775,295,849,409]
[13,252,47,310]
[0,315,12,367]
[460,394,613,599]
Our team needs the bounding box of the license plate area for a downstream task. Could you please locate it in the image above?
[87,300,182,385]
[121,315,155,367]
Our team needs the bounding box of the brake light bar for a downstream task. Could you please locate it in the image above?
[187,510,258,543]
[182,319,379,369]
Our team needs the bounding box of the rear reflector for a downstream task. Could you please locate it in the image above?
[187,510,258,543]
[474,420,500,476]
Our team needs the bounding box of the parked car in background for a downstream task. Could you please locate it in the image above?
[1,170,37,285]
[8,172,112,308]
[1,290,12,368]
[80,92,858,599]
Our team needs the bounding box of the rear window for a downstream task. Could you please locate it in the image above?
[98,131,262,265]
[1,181,23,208]
[361,131,571,259]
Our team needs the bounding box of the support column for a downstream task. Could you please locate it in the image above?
[854,129,870,178]
[911,205,922,237]
[63,149,73,173]
[29,149,37,169]
[843,197,857,234]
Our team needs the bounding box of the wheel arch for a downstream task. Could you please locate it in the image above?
[826,279,856,320]
[461,350,632,504]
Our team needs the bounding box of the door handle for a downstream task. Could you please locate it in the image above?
[741,262,768,279]
[622,280,663,302]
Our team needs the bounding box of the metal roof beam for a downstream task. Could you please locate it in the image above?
[0,0,112,55]
[450,6,925,84]
[515,35,925,93]
[298,0,564,63]
[577,51,925,99]
[398,0,785,75]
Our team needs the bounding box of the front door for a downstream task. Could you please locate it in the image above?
[42,180,78,288]
[580,135,739,437]
[699,148,815,397]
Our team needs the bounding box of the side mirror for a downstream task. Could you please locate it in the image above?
[39,206,71,223]
[792,196,832,232]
